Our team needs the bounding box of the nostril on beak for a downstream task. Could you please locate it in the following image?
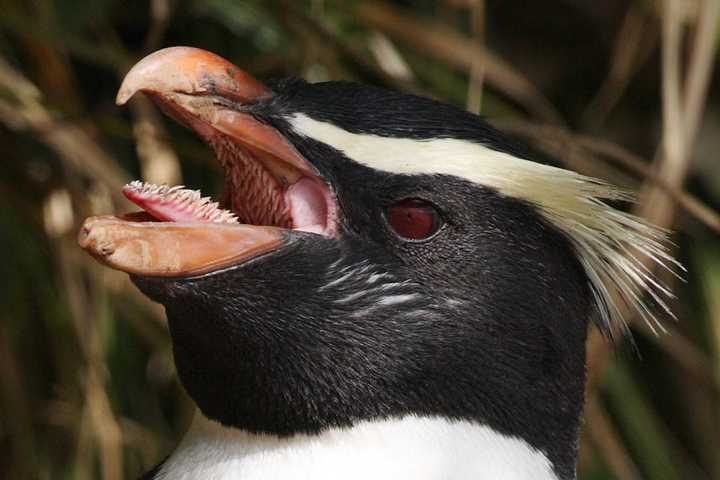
[77,223,92,248]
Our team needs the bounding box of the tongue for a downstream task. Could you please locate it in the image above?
[123,181,238,224]
[123,179,329,234]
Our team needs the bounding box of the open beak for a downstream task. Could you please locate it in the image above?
[80,46,337,277]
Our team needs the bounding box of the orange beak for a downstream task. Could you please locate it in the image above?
[79,47,311,277]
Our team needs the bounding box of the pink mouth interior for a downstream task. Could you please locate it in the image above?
[122,137,336,236]
[286,178,329,235]
[123,182,239,224]
[118,94,338,235]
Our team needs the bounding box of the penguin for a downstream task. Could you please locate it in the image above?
[78,47,676,480]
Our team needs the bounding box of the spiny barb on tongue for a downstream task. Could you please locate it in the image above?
[123,180,239,224]
[211,136,293,228]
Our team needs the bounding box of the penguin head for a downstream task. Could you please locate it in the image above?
[79,47,675,476]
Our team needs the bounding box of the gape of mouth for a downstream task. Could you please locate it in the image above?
[123,130,337,237]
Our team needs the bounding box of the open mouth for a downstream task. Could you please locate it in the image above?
[78,47,337,277]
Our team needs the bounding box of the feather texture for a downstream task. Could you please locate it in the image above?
[289,113,680,338]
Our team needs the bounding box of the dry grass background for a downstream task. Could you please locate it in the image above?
[0,0,718,478]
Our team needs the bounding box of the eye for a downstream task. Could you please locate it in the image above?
[385,199,443,241]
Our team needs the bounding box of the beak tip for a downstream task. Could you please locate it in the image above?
[116,65,145,105]
[115,88,133,106]
[115,46,271,110]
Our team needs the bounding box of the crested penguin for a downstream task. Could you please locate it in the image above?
[78,47,676,480]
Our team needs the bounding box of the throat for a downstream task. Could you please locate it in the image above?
[153,411,562,480]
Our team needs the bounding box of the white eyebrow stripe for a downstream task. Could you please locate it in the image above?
[289,112,513,181]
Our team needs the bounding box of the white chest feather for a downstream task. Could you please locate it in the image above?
[156,412,559,480]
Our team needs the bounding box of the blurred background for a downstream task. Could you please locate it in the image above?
[0,0,718,478]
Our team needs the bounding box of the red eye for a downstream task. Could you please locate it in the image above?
[385,199,442,241]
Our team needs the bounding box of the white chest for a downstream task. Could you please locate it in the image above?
[156,412,559,480]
